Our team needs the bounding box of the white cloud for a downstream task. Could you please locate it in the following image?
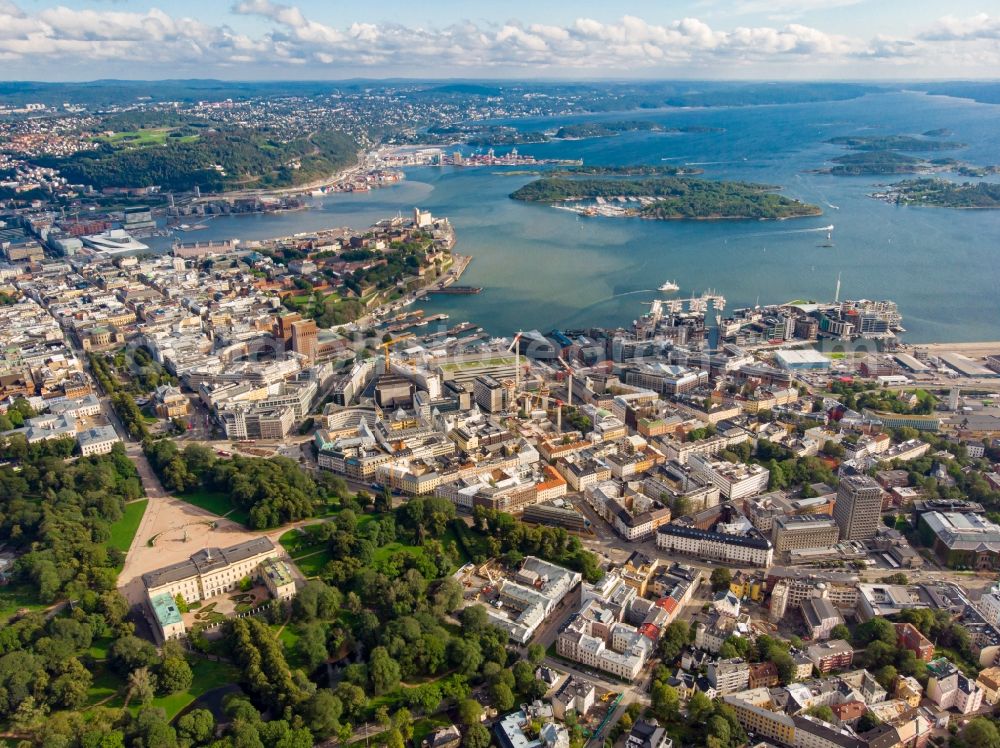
[0,1,994,77]
[919,13,1000,41]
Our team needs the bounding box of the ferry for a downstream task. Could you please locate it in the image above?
[658,280,680,292]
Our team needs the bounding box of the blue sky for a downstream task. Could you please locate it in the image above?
[2,0,1000,80]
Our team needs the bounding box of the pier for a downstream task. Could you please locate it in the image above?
[427,286,483,295]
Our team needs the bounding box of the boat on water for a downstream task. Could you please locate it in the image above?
[658,280,680,292]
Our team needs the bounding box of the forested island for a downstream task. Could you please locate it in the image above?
[42,127,357,192]
[553,164,704,176]
[826,135,964,151]
[511,176,822,220]
[823,151,924,176]
[554,120,724,139]
[873,178,1000,208]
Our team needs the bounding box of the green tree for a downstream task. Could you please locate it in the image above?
[157,656,193,695]
[127,667,156,704]
[490,682,515,712]
[961,718,1000,748]
[688,691,713,723]
[458,699,483,728]
[806,705,835,722]
[176,709,215,747]
[830,624,851,641]
[296,622,329,670]
[370,646,402,695]
[710,567,732,592]
[463,724,491,748]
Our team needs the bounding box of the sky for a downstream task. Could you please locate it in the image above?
[2,0,1000,80]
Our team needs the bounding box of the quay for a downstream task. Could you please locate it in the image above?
[427,286,482,295]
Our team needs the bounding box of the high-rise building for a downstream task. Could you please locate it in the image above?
[291,319,318,364]
[833,474,883,540]
[473,375,504,413]
[275,312,302,349]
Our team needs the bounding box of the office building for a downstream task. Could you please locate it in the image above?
[772,514,841,553]
[290,319,318,364]
[473,375,505,413]
[833,474,883,541]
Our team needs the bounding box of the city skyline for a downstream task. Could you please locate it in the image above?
[2,0,1000,80]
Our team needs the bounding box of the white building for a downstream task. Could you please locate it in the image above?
[688,454,770,500]
[77,424,120,456]
[656,524,773,567]
[927,658,983,714]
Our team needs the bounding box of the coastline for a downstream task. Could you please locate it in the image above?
[903,341,1000,356]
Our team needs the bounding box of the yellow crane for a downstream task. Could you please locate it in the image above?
[381,333,415,370]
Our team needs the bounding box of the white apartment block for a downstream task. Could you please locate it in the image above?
[688,454,770,500]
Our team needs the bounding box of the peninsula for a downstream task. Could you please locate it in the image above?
[511,176,822,220]
[554,120,724,139]
[872,178,1000,208]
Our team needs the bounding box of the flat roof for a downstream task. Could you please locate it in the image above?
[775,349,831,365]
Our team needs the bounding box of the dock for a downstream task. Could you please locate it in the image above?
[428,286,482,295]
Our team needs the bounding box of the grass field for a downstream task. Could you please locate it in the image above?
[109,499,148,554]
[412,716,453,747]
[0,584,49,621]
[142,657,239,720]
[293,549,334,577]
[177,488,251,527]
[90,656,239,720]
[94,128,199,148]
[279,525,328,557]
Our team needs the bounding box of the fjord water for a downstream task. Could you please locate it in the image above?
[179,92,1000,342]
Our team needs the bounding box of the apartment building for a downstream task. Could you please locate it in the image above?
[927,658,984,714]
[688,454,770,500]
[657,523,773,567]
[707,658,751,695]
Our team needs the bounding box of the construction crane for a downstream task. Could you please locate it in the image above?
[556,356,574,408]
[518,390,566,432]
[381,333,415,371]
[507,331,524,392]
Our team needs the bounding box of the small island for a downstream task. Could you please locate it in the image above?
[552,164,704,177]
[871,178,1000,208]
[826,134,965,151]
[553,120,724,139]
[511,176,822,220]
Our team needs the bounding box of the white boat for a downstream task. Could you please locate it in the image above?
[658,280,680,292]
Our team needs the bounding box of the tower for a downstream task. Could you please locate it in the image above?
[291,319,319,365]
[832,474,883,541]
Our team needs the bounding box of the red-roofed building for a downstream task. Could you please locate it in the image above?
[895,622,935,662]
[639,623,660,641]
[748,661,779,689]
[830,700,867,723]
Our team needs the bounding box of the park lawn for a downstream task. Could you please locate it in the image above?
[109,499,148,554]
[88,635,115,661]
[105,657,239,720]
[177,488,251,527]
[85,665,123,708]
[372,541,427,565]
[0,584,49,621]
[279,524,328,558]
[440,525,469,563]
[292,548,334,577]
[143,657,239,720]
